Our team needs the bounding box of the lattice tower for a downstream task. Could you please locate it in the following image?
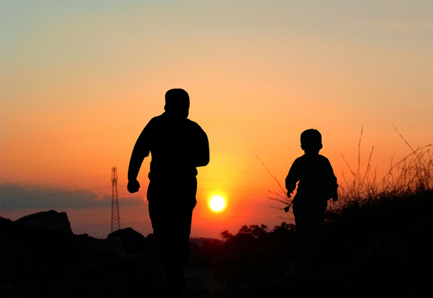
[111,166,121,232]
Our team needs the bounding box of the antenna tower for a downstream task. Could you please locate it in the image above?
[111,166,121,232]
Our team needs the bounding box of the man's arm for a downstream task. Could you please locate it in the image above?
[194,128,210,167]
[127,121,152,193]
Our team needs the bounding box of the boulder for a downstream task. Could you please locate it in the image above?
[0,284,24,298]
[1,211,168,298]
[15,210,73,236]
[61,254,167,298]
[184,267,224,295]
[71,236,126,261]
[108,227,150,255]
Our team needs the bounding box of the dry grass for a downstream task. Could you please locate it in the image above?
[334,125,433,212]
[255,155,289,210]
[261,125,433,214]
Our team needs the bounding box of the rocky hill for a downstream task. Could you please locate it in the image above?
[0,210,222,298]
[1,191,432,298]
[219,192,433,297]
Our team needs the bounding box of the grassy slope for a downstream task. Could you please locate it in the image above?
[215,190,433,298]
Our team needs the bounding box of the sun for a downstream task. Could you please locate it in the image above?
[209,195,226,212]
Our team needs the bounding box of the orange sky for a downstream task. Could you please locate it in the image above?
[1,1,433,239]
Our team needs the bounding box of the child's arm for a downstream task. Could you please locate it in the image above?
[326,158,338,201]
[332,191,338,201]
[285,159,300,198]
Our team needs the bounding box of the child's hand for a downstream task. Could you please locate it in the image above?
[332,193,338,201]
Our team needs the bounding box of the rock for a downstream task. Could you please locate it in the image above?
[72,233,98,245]
[146,233,163,263]
[71,236,126,261]
[108,227,150,255]
[62,254,167,298]
[107,229,163,265]
[15,210,73,236]
[1,211,169,298]
[0,284,25,298]
[184,267,224,295]
[0,217,15,238]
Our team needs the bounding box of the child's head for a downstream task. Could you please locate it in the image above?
[300,129,322,153]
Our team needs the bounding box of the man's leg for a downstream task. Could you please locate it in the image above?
[147,178,197,297]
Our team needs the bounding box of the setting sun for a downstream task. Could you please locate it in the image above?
[209,195,226,212]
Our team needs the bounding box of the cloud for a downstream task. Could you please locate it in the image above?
[0,183,145,210]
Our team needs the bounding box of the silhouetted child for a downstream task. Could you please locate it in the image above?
[285,129,338,252]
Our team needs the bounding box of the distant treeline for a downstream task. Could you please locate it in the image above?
[189,222,301,265]
[220,223,297,244]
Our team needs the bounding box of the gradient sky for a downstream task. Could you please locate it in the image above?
[1,1,433,239]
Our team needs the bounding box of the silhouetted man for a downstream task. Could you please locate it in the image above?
[127,89,209,297]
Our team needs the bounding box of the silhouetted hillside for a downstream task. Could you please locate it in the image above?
[0,210,168,298]
[200,190,433,297]
[2,191,432,298]
[0,210,224,298]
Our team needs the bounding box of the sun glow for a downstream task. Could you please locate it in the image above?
[209,195,226,212]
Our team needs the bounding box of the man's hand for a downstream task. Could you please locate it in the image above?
[127,180,140,193]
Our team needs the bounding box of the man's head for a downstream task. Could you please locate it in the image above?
[300,129,322,153]
[164,88,190,118]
